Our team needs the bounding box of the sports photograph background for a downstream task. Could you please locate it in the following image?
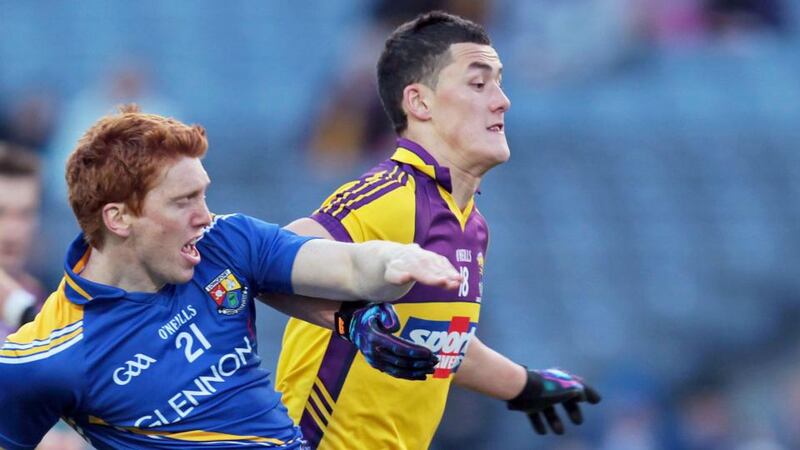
[1,1,800,449]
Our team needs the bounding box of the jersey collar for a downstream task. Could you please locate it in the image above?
[391,138,453,193]
[62,234,128,305]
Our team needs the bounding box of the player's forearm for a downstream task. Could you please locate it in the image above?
[291,239,413,301]
[291,237,459,301]
[259,293,339,329]
[454,336,527,400]
[286,217,381,302]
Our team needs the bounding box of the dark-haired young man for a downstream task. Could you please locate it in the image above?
[273,11,601,449]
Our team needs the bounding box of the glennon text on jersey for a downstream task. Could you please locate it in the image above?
[132,333,254,427]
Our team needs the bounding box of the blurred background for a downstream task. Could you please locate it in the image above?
[2,0,800,449]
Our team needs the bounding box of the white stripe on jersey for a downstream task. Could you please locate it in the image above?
[0,333,83,364]
[2,321,83,350]
[202,213,237,238]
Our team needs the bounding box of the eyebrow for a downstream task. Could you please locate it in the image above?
[467,61,503,76]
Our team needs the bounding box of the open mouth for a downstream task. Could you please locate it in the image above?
[488,124,504,132]
[180,235,202,265]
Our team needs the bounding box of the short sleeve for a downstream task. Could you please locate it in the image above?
[249,222,315,294]
[200,214,315,295]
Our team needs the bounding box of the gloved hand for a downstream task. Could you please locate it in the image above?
[507,368,602,435]
[335,302,438,380]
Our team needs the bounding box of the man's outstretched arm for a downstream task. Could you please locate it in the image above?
[261,218,444,380]
[289,219,461,302]
[260,217,340,327]
[454,337,601,435]
[263,217,421,325]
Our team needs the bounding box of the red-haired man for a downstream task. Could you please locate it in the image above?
[0,105,460,450]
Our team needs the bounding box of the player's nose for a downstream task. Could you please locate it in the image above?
[194,200,212,228]
[492,86,511,113]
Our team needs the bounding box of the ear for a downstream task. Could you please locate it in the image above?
[402,83,432,123]
[101,202,132,239]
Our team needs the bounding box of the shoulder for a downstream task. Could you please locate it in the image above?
[197,213,283,257]
[197,213,313,293]
[313,161,418,243]
[318,160,415,213]
[473,206,489,229]
[0,285,85,398]
[203,213,281,239]
[1,286,85,367]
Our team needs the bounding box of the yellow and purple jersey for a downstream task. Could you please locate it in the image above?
[276,138,488,449]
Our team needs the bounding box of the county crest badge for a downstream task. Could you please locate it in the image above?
[205,269,248,315]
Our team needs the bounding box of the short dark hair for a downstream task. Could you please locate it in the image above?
[0,141,40,178]
[377,11,491,134]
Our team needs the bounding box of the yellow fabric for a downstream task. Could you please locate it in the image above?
[391,146,474,229]
[277,318,332,425]
[318,301,479,450]
[63,247,92,300]
[276,167,481,450]
[276,175,416,429]
[2,281,84,361]
[390,148,436,180]
[319,167,403,219]
[437,185,474,231]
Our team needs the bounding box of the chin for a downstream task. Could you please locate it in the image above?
[484,144,511,165]
[169,269,196,285]
[179,271,195,284]
[498,150,511,164]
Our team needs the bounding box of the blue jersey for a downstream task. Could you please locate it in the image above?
[0,214,313,449]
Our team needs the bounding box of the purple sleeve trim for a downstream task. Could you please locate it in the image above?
[310,212,353,243]
[332,179,405,221]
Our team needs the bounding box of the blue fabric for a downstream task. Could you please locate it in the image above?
[0,214,313,449]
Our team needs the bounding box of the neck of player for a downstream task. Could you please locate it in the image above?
[439,161,481,211]
[403,132,484,211]
[80,244,164,294]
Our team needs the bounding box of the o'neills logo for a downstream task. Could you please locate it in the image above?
[205,269,248,315]
[399,316,477,379]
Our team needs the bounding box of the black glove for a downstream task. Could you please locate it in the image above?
[507,368,602,435]
[335,301,438,380]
